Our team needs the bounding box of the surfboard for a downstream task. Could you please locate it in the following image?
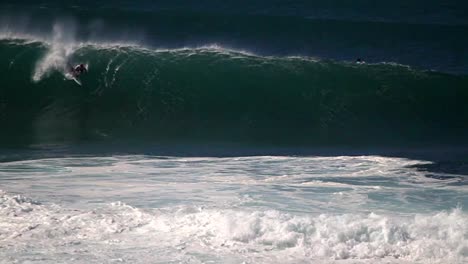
[65,72,82,86]
[72,77,82,86]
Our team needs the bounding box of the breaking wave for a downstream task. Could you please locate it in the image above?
[1,30,468,146]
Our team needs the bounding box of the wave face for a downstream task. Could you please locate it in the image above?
[1,37,468,146]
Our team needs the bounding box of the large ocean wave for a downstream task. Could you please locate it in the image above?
[1,29,468,146]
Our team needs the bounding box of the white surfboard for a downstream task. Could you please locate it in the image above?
[72,77,82,86]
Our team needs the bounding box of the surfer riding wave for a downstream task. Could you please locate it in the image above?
[70,64,87,77]
[66,63,88,85]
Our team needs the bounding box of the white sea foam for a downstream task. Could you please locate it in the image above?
[0,155,466,263]
[0,190,466,263]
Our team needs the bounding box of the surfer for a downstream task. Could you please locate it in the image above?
[71,64,87,77]
[356,58,365,64]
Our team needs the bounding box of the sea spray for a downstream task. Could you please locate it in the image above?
[32,20,78,81]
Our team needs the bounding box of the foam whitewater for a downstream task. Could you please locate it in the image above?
[0,190,466,263]
[1,24,468,147]
[0,154,467,263]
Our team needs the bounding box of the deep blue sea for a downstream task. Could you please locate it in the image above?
[1,1,467,263]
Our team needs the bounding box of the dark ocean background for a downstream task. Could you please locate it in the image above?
[1,0,468,147]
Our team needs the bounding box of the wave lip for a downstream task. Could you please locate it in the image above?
[3,6,468,74]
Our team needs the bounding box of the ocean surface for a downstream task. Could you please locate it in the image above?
[1,1,468,263]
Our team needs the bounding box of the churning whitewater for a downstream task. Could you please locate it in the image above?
[1,155,467,263]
